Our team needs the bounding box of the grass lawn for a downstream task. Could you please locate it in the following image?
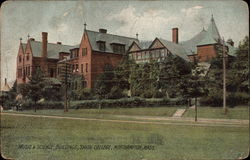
[184,106,249,120]
[1,114,249,160]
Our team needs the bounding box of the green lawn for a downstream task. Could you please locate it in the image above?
[184,106,249,120]
[1,114,249,160]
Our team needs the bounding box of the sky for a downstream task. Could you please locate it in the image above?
[0,0,249,88]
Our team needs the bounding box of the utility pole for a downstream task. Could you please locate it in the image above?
[64,62,69,112]
[222,37,227,114]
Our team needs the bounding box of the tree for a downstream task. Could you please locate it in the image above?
[202,36,249,107]
[94,64,115,99]
[26,68,45,112]
[158,55,192,98]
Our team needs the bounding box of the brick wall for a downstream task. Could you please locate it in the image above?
[91,52,122,88]
[78,32,92,88]
[197,44,217,62]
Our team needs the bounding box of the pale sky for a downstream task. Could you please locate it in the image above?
[0,0,249,88]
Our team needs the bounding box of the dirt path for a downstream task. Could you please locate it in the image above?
[116,115,249,125]
[1,112,248,128]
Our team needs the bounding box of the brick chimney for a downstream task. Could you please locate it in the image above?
[41,32,48,75]
[42,32,48,58]
[172,28,178,44]
[99,29,107,33]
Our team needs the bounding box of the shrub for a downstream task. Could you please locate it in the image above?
[141,90,153,98]
[153,91,165,98]
[107,86,126,99]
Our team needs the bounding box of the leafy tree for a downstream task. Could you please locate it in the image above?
[94,64,115,99]
[114,56,134,91]
[202,36,249,106]
[42,78,63,101]
[158,55,191,98]
[26,68,45,112]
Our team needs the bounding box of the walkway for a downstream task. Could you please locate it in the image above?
[1,112,248,128]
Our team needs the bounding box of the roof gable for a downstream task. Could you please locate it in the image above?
[128,41,141,52]
[149,38,165,49]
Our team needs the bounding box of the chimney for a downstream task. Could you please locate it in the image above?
[30,38,35,41]
[99,28,107,34]
[42,32,48,58]
[172,28,178,44]
[57,42,62,44]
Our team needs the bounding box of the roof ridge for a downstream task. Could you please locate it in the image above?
[30,40,75,47]
[86,30,138,40]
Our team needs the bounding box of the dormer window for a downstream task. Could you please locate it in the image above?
[112,43,125,54]
[97,41,105,51]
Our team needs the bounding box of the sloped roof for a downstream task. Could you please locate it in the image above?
[30,41,75,59]
[86,30,138,54]
[197,32,218,46]
[180,30,207,55]
[158,38,190,61]
[207,16,221,41]
[137,41,153,49]
[197,16,221,46]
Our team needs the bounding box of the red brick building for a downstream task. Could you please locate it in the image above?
[16,32,74,84]
[67,28,138,88]
[17,16,236,89]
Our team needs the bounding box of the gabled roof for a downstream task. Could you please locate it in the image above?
[180,29,207,55]
[137,41,153,49]
[197,32,218,46]
[158,38,190,61]
[85,30,138,54]
[29,41,75,59]
[197,16,221,46]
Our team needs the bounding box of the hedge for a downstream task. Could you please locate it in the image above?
[16,97,186,110]
[21,101,64,110]
[72,97,186,109]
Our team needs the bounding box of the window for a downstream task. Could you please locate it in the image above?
[18,68,22,78]
[112,44,125,54]
[72,64,75,72]
[81,64,83,73]
[82,48,87,56]
[76,64,79,72]
[86,63,88,72]
[76,51,79,58]
[19,56,22,62]
[28,66,30,76]
[70,52,73,59]
[26,55,29,61]
[97,41,106,51]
